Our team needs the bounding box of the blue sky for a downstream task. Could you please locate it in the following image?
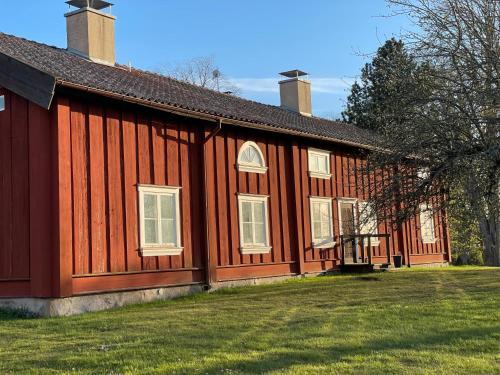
[1,0,410,119]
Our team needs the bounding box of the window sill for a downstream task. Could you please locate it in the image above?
[308,171,332,180]
[140,247,184,257]
[312,241,336,249]
[422,239,436,244]
[237,164,268,174]
[240,246,272,255]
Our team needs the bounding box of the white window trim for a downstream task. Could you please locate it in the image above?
[308,148,332,179]
[309,196,335,248]
[0,95,5,112]
[237,141,268,174]
[419,203,437,244]
[138,184,183,256]
[358,201,380,247]
[237,193,272,254]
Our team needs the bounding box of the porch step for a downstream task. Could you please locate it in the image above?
[340,263,374,273]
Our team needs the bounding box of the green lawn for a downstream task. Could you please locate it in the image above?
[1,267,499,374]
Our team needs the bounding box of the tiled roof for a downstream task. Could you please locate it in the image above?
[0,32,375,148]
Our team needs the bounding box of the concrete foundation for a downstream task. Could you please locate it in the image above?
[0,284,204,317]
[0,263,448,317]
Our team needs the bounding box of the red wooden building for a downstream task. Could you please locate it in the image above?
[0,1,451,315]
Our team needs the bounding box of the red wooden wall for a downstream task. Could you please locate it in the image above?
[55,94,206,295]
[0,88,53,297]
[0,87,451,299]
[204,129,299,282]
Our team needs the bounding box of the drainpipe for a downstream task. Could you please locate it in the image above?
[202,119,223,289]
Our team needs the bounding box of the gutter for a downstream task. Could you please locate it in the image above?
[56,79,377,151]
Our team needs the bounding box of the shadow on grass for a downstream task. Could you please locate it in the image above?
[17,322,497,374]
[0,308,38,321]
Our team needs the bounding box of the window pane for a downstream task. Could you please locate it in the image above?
[160,194,174,220]
[255,222,266,244]
[320,202,330,221]
[144,194,157,219]
[321,221,331,239]
[145,219,158,244]
[312,220,321,239]
[243,223,253,244]
[312,203,321,222]
[253,202,265,224]
[242,202,252,222]
[241,145,263,166]
[318,155,327,173]
[310,155,318,171]
[162,219,176,244]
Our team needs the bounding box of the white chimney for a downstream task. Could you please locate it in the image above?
[65,0,116,66]
[279,70,312,117]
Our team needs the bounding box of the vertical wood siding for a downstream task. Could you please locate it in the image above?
[0,89,30,280]
[205,129,299,276]
[0,87,451,298]
[63,95,206,280]
[0,89,53,297]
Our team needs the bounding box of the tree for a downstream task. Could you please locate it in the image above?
[358,0,499,266]
[165,56,240,94]
[342,38,433,133]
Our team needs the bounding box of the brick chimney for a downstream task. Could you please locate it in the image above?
[65,0,116,66]
[279,70,312,117]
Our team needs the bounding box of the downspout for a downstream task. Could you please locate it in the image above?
[202,119,223,289]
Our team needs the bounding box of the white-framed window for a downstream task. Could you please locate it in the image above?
[358,201,380,246]
[237,141,268,174]
[419,203,436,244]
[308,148,331,179]
[138,185,183,256]
[309,197,335,248]
[238,194,271,254]
[0,95,5,112]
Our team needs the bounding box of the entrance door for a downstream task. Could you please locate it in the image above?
[340,202,356,263]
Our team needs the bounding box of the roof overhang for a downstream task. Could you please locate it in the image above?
[0,52,56,109]
[57,79,377,151]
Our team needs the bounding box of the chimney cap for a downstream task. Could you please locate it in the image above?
[66,0,113,10]
[279,69,308,79]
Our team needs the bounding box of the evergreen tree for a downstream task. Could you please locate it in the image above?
[342,38,431,133]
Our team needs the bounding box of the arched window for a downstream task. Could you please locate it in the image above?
[237,141,268,174]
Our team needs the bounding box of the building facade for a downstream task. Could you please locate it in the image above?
[0,1,451,315]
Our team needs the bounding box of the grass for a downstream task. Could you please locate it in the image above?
[0,267,499,374]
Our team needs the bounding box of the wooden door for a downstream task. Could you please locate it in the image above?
[340,202,356,263]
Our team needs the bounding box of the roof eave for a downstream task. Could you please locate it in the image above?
[56,79,377,151]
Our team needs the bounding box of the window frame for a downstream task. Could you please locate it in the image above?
[237,193,271,254]
[309,196,335,248]
[138,184,183,256]
[419,203,436,244]
[307,148,332,179]
[237,141,268,174]
[358,201,380,246]
[0,95,5,112]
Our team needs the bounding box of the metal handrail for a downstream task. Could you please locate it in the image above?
[340,234,391,266]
